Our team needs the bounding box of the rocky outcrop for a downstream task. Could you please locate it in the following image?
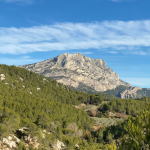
[52,140,65,150]
[0,74,5,81]
[19,53,131,92]
[120,87,150,99]
[120,87,142,99]
[102,85,150,99]
[0,135,20,150]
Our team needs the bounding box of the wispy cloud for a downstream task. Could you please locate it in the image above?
[110,0,134,2]
[121,78,150,88]
[80,52,93,55]
[0,20,150,55]
[0,57,41,65]
[22,55,30,59]
[107,51,118,54]
[111,0,120,2]
[1,0,35,4]
[3,0,25,2]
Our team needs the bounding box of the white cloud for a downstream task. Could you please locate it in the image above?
[1,0,35,3]
[111,0,120,2]
[4,0,24,2]
[0,57,41,65]
[80,52,93,55]
[0,20,150,55]
[1,0,134,3]
[121,78,150,87]
[22,55,30,58]
[110,0,134,2]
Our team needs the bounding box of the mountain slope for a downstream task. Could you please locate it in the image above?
[0,64,97,149]
[0,64,149,149]
[19,53,131,92]
[0,64,95,124]
[0,64,124,150]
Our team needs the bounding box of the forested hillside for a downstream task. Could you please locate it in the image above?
[1,64,150,150]
[0,64,116,150]
[102,85,130,97]
[0,64,104,105]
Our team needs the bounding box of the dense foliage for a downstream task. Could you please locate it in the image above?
[0,64,116,150]
[102,85,130,98]
[68,82,98,94]
[0,64,105,105]
[0,65,96,129]
[136,88,150,97]
[99,99,146,117]
[117,100,150,150]
[1,64,150,150]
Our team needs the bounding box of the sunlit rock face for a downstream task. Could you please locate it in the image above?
[19,53,131,92]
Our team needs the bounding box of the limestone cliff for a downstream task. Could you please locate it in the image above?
[19,53,131,92]
[120,87,142,99]
[102,85,150,99]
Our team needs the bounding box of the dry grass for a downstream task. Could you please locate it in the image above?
[92,117,124,127]
[93,124,102,131]
[74,104,99,112]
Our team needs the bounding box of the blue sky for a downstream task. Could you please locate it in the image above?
[0,0,150,88]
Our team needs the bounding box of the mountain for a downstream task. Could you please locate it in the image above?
[19,53,131,92]
[19,53,150,99]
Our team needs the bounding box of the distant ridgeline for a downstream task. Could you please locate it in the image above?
[102,85,150,99]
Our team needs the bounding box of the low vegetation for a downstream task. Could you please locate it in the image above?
[99,98,147,116]
[0,64,117,149]
[102,85,130,98]
[0,64,150,150]
[92,117,124,127]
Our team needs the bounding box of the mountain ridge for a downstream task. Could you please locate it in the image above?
[19,53,131,92]
[19,53,150,98]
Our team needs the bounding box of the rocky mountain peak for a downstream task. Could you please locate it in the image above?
[53,53,107,69]
[19,53,131,92]
[54,53,85,67]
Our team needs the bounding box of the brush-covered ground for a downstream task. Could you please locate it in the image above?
[0,64,150,150]
[0,64,117,150]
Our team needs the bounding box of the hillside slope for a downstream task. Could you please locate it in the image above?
[0,64,125,150]
[0,64,96,126]
[0,64,97,149]
[0,64,150,149]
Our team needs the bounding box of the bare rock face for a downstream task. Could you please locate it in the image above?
[0,74,5,81]
[120,87,142,99]
[19,53,131,92]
